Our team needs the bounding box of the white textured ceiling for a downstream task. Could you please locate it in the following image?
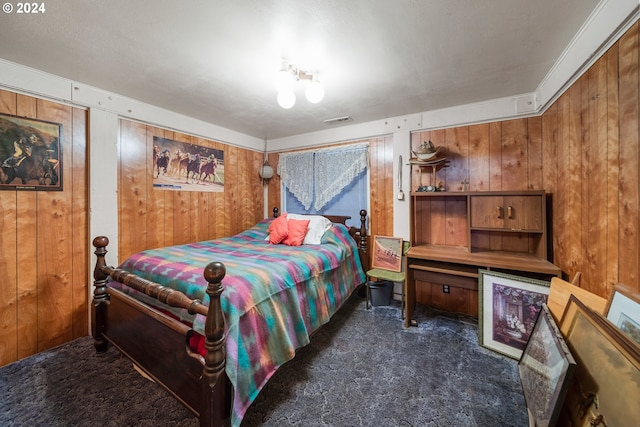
[0,0,602,139]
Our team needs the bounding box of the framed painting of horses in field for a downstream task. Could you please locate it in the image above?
[0,113,62,191]
[152,136,224,192]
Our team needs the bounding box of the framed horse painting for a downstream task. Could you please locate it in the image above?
[0,113,62,191]
[152,136,224,192]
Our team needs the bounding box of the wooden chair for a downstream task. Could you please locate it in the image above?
[366,236,410,318]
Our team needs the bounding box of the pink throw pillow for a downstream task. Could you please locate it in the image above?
[283,218,310,246]
[268,214,288,244]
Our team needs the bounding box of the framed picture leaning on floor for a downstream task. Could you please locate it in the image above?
[518,303,575,427]
[478,269,550,359]
[559,295,640,426]
[604,283,640,345]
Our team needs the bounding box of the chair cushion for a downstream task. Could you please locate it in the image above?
[366,268,406,283]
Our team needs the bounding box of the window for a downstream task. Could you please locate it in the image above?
[279,144,369,228]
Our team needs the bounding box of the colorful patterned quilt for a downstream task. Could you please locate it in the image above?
[113,218,366,427]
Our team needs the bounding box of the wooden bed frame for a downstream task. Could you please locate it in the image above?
[91,209,368,426]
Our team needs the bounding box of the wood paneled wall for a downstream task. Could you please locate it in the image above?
[369,135,395,237]
[0,90,88,367]
[547,21,639,297]
[411,21,640,302]
[118,119,265,261]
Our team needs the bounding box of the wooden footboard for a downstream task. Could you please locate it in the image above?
[92,237,230,426]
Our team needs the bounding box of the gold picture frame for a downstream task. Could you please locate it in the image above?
[559,295,640,426]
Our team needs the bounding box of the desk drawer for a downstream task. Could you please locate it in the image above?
[413,269,477,291]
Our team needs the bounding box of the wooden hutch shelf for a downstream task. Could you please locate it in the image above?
[405,189,561,327]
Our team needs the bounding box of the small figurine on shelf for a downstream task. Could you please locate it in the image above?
[417,185,437,192]
[436,182,446,191]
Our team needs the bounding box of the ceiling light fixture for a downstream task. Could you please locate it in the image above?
[276,59,325,109]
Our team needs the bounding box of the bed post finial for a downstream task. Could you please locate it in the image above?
[201,261,229,425]
[358,210,369,272]
[273,207,279,217]
[359,209,368,248]
[92,236,110,353]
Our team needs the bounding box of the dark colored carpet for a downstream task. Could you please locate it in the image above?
[0,295,527,426]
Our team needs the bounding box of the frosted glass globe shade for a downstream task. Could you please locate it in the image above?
[259,163,274,180]
[305,81,325,104]
[277,90,296,109]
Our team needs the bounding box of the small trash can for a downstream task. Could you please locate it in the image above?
[368,280,393,306]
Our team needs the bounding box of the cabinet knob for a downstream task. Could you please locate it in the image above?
[496,206,502,219]
[507,206,513,219]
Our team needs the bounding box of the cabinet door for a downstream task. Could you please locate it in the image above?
[470,196,504,229]
[471,195,543,231]
[503,195,543,231]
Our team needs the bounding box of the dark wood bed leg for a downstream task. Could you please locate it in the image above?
[92,236,110,353]
[200,261,230,427]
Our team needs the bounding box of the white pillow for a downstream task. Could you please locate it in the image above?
[287,214,332,245]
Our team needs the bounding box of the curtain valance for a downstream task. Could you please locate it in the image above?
[277,151,315,209]
[277,143,368,211]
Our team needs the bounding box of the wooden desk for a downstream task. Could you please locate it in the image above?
[404,245,561,328]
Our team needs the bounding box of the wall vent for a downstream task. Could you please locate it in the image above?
[323,115,352,125]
